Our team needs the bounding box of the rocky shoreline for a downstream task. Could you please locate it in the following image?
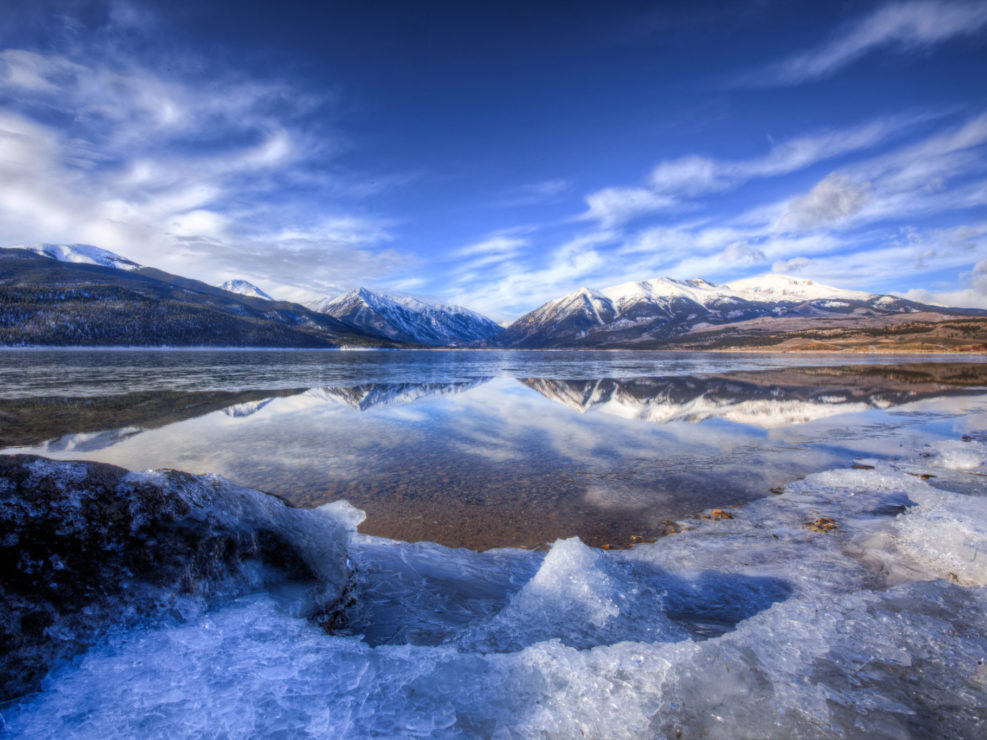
[0,455,351,701]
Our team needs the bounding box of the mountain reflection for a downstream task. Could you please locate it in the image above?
[1,360,984,549]
[0,379,495,448]
[520,363,987,428]
[0,389,305,448]
[307,378,492,411]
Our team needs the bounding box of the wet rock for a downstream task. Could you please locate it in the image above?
[804,516,838,533]
[0,454,350,702]
[703,508,734,521]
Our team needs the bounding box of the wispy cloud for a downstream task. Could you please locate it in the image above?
[581,187,679,227]
[753,1,987,85]
[782,174,872,229]
[579,115,918,227]
[447,231,617,319]
[769,111,987,232]
[496,179,570,207]
[651,117,913,195]
[0,25,409,301]
[453,235,529,258]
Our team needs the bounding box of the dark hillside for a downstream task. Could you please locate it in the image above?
[0,249,392,347]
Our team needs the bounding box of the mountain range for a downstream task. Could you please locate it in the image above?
[0,245,386,348]
[2,243,985,351]
[495,275,983,349]
[308,287,502,346]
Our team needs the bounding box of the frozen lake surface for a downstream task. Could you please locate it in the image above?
[1,350,986,737]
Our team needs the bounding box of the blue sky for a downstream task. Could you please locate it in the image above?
[0,0,985,319]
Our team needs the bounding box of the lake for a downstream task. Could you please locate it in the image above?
[3,349,985,549]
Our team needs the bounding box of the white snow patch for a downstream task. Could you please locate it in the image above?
[220,279,275,301]
[12,243,141,271]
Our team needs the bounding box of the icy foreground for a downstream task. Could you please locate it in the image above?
[4,444,987,738]
[0,456,350,701]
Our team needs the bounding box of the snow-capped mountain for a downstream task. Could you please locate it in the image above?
[310,287,502,346]
[497,274,938,348]
[220,279,275,301]
[12,243,141,271]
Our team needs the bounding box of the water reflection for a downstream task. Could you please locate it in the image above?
[1,362,985,550]
[310,378,491,411]
[521,363,987,428]
[0,389,305,448]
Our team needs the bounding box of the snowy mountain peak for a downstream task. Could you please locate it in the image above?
[311,287,502,346]
[220,279,275,301]
[724,274,874,303]
[599,276,739,311]
[13,243,141,271]
[498,272,932,348]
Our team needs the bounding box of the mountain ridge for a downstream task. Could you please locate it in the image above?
[495,274,984,349]
[310,286,503,346]
[0,248,392,348]
[220,279,274,301]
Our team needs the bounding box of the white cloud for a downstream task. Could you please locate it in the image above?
[649,156,724,195]
[782,174,872,229]
[582,187,678,226]
[758,112,987,235]
[649,118,907,197]
[453,235,529,258]
[722,242,767,264]
[759,1,987,85]
[0,37,408,297]
[580,115,915,228]
[903,258,987,308]
[772,256,812,274]
[447,231,617,319]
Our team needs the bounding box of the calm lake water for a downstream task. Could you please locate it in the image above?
[2,349,986,549]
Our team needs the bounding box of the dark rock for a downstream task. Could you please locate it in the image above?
[0,454,350,701]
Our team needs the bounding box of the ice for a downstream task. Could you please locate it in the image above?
[5,447,987,737]
[931,439,987,471]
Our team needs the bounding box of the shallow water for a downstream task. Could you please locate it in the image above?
[2,350,986,549]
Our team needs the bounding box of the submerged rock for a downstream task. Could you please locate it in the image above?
[0,454,351,701]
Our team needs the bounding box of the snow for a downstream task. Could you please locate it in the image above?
[220,279,275,301]
[510,272,892,340]
[311,287,502,346]
[601,276,739,310]
[5,441,987,737]
[12,243,141,271]
[724,274,874,303]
